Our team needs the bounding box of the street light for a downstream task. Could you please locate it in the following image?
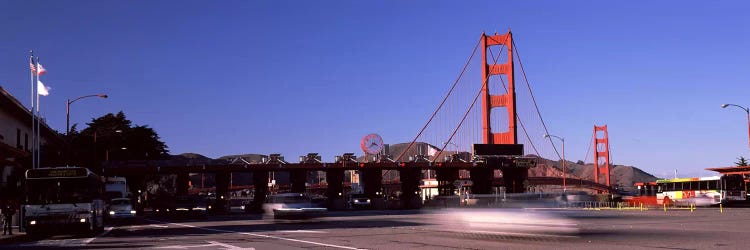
[67,94,108,135]
[544,134,566,192]
[721,104,750,156]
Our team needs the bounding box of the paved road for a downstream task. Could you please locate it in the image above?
[2,208,749,249]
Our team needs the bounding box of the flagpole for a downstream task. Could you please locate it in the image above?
[36,57,42,169]
[36,81,41,168]
[29,51,36,169]
[36,58,41,169]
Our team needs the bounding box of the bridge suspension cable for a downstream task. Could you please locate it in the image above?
[433,37,510,160]
[512,38,562,160]
[395,38,481,162]
[583,130,594,164]
[486,45,541,157]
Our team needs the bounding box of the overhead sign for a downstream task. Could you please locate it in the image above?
[26,168,89,179]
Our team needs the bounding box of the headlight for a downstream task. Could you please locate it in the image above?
[208,205,212,209]
[30,220,36,225]
[109,211,115,215]
[80,218,87,223]
[130,210,137,214]
[367,199,371,203]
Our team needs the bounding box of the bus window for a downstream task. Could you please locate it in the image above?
[708,180,717,190]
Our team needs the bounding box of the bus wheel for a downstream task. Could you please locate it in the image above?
[663,197,671,206]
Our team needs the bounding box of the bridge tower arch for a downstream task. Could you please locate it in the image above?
[593,125,611,187]
[481,31,516,144]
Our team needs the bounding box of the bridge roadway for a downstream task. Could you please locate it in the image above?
[4,207,748,249]
[104,160,610,196]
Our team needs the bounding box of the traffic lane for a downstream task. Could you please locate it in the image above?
[0,227,116,249]
[139,216,570,250]
[573,209,750,249]
[7,208,748,250]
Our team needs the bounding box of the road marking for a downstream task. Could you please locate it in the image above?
[22,226,114,247]
[147,219,363,250]
[128,224,169,229]
[82,226,115,244]
[277,230,327,233]
[208,241,255,249]
[157,241,254,249]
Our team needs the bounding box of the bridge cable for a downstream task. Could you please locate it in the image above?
[433,40,507,160]
[395,37,481,162]
[512,38,562,160]
[486,45,542,157]
[583,129,594,165]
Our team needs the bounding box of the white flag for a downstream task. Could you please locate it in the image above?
[427,145,439,157]
[37,80,50,96]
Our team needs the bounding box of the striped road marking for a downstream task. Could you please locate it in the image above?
[147,219,363,250]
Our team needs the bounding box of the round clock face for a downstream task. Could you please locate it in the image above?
[360,134,384,155]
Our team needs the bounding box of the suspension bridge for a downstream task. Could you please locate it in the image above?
[105,29,614,211]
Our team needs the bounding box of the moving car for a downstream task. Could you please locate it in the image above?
[263,193,327,219]
[172,195,209,217]
[349,193,372,209]
[107,198,137,219]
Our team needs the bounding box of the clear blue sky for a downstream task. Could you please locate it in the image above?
[2,1,748,178]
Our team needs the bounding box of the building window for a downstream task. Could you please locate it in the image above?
[25,133,29,151]
[16,129,21,149]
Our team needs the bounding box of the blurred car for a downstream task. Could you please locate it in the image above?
[447,208,579,236]
[107,198,137,219]
[555,191,596,207]
[172,195,209,217]
[674,194,718,207]
[349,193,372,209]
[263,193,327,219]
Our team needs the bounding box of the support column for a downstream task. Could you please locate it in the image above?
[251,171,268,213]
[214,172,230,213]
[400,168,422,209]
[290,169,307,194]
[500,166,528,193]
[175,173,190,196]
[436,168,459,196]
[325,169,345,210]
[361,168,384,209]
[470,168,493,194]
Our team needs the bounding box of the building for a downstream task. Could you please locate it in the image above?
[0,86,63,201]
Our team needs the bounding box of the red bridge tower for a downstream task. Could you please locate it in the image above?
[593,125,611,187]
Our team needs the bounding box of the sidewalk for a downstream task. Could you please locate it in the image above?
[0,227,28,244]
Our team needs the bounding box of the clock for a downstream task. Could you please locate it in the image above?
[360,134,384,155]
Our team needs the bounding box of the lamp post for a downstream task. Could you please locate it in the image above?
[721,104,750,157]
[544,134,566,192]
[66,94,108,135]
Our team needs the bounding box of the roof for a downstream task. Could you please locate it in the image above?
[706,166,750,175]
[0,86,64,146]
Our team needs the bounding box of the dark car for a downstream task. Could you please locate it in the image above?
[349,193,372,209]
[171,195,209,218]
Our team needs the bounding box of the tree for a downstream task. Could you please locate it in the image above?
[68,111,169,174]
[735,156,749,167]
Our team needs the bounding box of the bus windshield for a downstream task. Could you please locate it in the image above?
[721,175,745,191]
[25,178,99,205]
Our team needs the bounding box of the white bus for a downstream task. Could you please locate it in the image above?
[23,167,105,235]
[656,175,746,206]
